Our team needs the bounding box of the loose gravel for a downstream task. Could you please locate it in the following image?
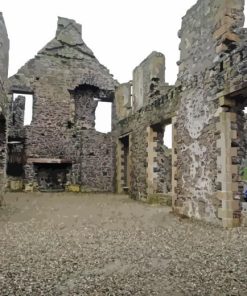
[0,192,247,295]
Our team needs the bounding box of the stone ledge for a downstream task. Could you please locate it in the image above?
[27,158,72,164]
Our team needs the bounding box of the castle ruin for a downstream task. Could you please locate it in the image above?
[1,0,247,227]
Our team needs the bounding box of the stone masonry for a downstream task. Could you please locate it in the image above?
[0,12,9,203]
[113,51,174,200]
[175,0,245,227]
[2,1,247,227]
[0,12,9,82]
[7,17,116,192]
[113,0,247,227]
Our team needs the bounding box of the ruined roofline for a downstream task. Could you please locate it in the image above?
[38,16,95,59]
[0,12,9,39]
[181,0,244,21]
[56,16,82,37]
[7,15,117,93]
[0,11,9,81]
[0,12,7,26]
[181,0,202,20]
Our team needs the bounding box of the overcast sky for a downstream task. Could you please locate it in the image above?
[2,0,199,84]
[1,0,246,140]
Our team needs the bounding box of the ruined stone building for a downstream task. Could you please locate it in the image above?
[7,17,116,193]
[113,0,247,228]
[1,0,247,227]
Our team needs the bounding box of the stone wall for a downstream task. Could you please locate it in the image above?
[114,52,175,199]
[174,0,245,225]
[7,17,116,192]
[132,51,166,112]
[0,12,9,82]
[0,12,9,201]
[178,0,244,79]
[115,82,132,121]
[3,0,247,227]
[114,0,247,227]
[72,86,98,130]
[71,130,115,192]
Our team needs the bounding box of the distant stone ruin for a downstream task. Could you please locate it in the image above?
[1,0,247,227]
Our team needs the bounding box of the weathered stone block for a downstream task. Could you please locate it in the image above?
[67,184,80,192]
[9,180,23,191]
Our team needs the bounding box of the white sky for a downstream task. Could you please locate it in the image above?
[2,0,246,137]
[2,0,199,83]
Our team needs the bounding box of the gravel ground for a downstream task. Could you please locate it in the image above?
[0,193,247,296]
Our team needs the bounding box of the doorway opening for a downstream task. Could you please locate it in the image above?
[118,134,130,192]
[7,139,25,177]
[148,121,172,195]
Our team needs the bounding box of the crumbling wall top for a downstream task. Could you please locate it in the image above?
[178,0,245,80]
[0,12,9,82]
[0,12,9,118]
[8,16,117,95]
[47,17,95,57]
[132,51,166,112]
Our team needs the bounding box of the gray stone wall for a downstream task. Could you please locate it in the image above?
[114,0,247,226]
[0,12,9,201]
[73,86,98,130]
[72,130,115,192]
[114,52,175,199]
[7,17,116,192]
[178,0,244,79]
[133,52,166,112]
[130,126,149,198]
[174,0,245,222]
[175,81,220,221]
[3,0,247,226]
[0,12,9,82]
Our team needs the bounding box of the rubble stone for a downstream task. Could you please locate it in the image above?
[7,17,117,192]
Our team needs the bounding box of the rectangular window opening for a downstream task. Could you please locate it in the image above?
[149,121,172,194]
[13,93,33,126]
[95,101,112,133]
[163,123,172,149]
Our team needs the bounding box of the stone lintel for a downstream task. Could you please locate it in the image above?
[27,158,72,164]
